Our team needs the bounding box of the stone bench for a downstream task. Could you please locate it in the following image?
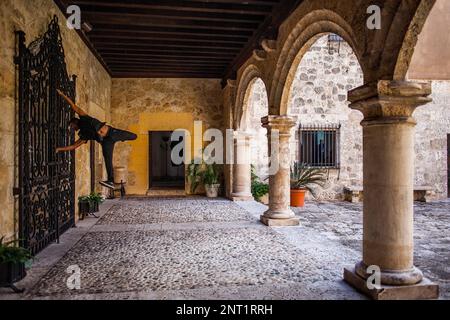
[413,186,434,203]
[343,186,363,203]
[344,186,434,203]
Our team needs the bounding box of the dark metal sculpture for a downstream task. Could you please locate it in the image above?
[15,16,76,255]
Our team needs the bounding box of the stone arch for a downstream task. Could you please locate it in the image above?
[234,64,267,130]
[391,0,436,80]
[286,34,364,200]
[269,10,364,116]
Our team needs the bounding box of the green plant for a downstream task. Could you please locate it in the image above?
[290,162,328,197]
[251,165,269,201]
[202,163,221,186]
[78,192,104,205]
[0,237,32,265]
[186,159,203,194]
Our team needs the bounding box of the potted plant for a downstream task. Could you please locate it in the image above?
[251,165,269,204]
[186,160,204,195]
[78,192,104,219]
[202,163,222,198]
[290,162,327,207]
[0,237,32,293]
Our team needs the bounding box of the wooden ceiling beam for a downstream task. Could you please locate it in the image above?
[112,72,221,79]
[88,33,248,45]
[72,0,272,15]
[92,38,244,50]
[83,13,258,31]
[91,25,253,38]
[77,5,265,23]
[97,48,238,57]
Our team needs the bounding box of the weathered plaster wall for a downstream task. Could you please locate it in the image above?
[0,0,111,240]
[111,78,223,195]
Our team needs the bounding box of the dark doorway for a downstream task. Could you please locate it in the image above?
[448,134,450,198]
[149,131,185,189]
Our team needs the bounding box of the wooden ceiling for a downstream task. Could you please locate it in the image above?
[54,0,303,81]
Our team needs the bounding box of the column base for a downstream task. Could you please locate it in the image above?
[231,193,254,201]
[344,267,439,300]
[260,215,300,227]
[355,261,424,286]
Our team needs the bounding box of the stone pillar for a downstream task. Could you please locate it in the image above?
[231,131,253,201]
[344,80,439,300]
[260,116,299,227]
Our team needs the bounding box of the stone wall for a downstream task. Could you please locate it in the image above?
[110,78,223,195]
[413,81,450,198]
[287,35,364,200]
[247,35,449,200]
[0,0,111,240]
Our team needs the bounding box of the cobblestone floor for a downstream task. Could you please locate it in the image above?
[289,200,450,299]
[1,198,448,300]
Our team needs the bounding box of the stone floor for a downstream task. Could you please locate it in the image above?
[0,197,448,300]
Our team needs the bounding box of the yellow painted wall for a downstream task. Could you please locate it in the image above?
[111,78,223,195]
[127,112,196,195]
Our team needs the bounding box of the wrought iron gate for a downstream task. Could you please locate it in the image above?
[15,17,76,254]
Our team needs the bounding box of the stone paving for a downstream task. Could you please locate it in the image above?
[0,197,448,300]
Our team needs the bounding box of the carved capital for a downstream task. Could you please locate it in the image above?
[348,80,432,123]
[261,115,296,135]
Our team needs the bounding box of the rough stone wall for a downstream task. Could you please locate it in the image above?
[248,35,449,200]
[413,81,450,198]
[111,78,223,194]
[287,35,364,200]
[0,0,111,240]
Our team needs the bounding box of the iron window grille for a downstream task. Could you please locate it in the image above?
[298,124,341,169]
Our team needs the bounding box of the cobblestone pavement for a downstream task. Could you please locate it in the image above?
[289,200,450,299]
[1,198,448,300]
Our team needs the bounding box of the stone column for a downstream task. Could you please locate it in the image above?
[344,80,439,299]
[231,131,253,201]
[260,116,299,226]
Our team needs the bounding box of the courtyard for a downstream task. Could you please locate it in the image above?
[1,0,449,302]
[1,197,448,300]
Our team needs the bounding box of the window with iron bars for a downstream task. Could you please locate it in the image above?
[298,124,341,168]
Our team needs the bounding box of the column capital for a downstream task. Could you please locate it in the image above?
[261,115,296,133]
[348,80,432,123]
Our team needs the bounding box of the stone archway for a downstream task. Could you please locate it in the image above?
[231,65,270,202]
[285,34,364,201]
[269,10,363,116]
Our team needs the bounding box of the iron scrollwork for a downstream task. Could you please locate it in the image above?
[15,16,76,254]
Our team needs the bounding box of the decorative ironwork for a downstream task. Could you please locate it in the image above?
[298,124,341,169]
[15,16,76,255]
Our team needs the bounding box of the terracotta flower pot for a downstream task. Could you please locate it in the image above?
[290,189,307,207]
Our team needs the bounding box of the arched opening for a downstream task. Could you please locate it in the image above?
[286,33,364,200]
[240,78,270,182]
